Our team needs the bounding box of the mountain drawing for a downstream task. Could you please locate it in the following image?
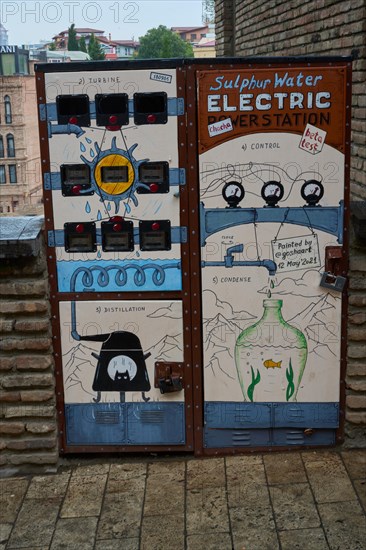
[145,334,183,362]
[202,289,255,321]
[289,292,340,359]
[203,313,242,343]
[202,311,249,400]
[63,342,99,399]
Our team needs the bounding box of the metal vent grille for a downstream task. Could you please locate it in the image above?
[284,430,305,445]
[232,430,251,446]
[139,410,165,423]
[95,411,120,424]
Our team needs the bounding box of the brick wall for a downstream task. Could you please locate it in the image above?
[0,233,58,474]
[215,0,366,447]
[346,212,366,446]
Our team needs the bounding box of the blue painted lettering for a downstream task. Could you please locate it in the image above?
[210,76,224,91]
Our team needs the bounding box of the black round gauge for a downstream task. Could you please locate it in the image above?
[301,180,324,206]
[261,181,284,207]
[222,181,245,208]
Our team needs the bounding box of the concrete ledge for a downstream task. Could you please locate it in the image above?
[0,216,44,258]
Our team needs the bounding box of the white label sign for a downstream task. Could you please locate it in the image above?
[150,72,172,84]
[272,234,321,273]
[299,124,327,154]
[208,117,233,138]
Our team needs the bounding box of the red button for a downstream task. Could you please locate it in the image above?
[75,224,84,233]
[72,185,82,195]
[106,125,121,132]
[147,114,156,123]
[109,115,118,124]
[113,223,122,232]
[149,183,159,193]
[69,116,78,124]
[152,222,160,231]
[110,216,123,222]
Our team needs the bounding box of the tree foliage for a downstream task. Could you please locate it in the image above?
[202,0,215,23]
[67,23,79,51]
[137,26,194,59]
[78,36,87,53]
[48,42,56,51]
[88,34,105,60]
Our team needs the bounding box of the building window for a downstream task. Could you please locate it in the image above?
[4,96,12,124]
[0,165,6,183]
[18,54,29,74]
[0,136,4,157]
[9,164,17,183]
[7,134,15,157]
[1,55,16,76]
[191,34,197,39]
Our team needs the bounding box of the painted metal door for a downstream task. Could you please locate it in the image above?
[195,60,351,451]
[38,58,352,454]
[37,62,194,452]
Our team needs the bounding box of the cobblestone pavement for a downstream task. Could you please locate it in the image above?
[0,449,365,550]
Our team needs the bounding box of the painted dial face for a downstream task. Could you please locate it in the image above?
[301,180,324,204]
[302,182,323,197]
[224,183,243,198]
[261,181,284,205]
[222,181,245,206]
[263,183,282,198]
[107,354,138,380]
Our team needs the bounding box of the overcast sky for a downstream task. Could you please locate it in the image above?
[1,0,205,45]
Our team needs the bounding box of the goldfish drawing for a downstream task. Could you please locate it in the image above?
[263,359,282,369]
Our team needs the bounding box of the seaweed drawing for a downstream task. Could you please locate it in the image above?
[247,367,261,402]
[286,359,295,401]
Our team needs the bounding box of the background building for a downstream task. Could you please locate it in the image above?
[171,25,211,44]
[50,28,139,60]
[193,38,216,58]
[112,40,140,59]
[0,48,42,214]
[34,50,90,63]
[52,27,105,50]
[0,23,8,46]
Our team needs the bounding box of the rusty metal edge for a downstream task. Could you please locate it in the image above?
[35,69,67,455]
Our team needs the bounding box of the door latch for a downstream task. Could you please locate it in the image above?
[158,374,183,394]
[320,271,347,292]
[320,246,347,293]
[154,362,184,394]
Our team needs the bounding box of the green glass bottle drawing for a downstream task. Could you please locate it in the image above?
[235,299,307,402]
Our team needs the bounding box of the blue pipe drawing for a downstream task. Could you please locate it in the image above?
[48,121,85,139]
[201,244,277,275]
[71,301,81,341]
[69,263,181,293]
[200,201,344,245]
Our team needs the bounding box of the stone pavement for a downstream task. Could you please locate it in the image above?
[0,449,365,550]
